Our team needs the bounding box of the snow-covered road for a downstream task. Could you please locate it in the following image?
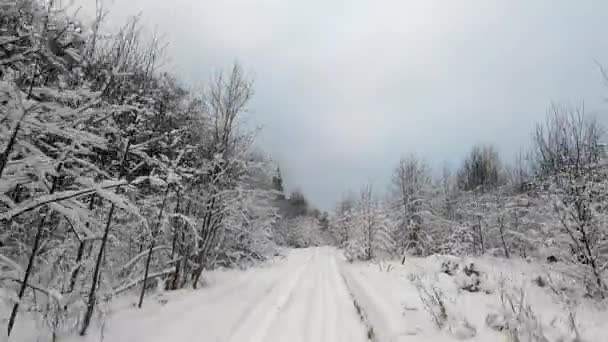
[14,248,608,342]
[96,247,369,342]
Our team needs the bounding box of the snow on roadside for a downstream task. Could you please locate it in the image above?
[81,249,312,342]
[5,249,607,342]
[2,249,306,342]
[341,261,459,342]
[341,255,608,342]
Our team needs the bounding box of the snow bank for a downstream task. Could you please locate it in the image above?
[341,255,608,342]
[2,249,304,342]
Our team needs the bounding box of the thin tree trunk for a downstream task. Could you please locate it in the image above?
[192,197,216,288]
[170,228,178,260]
[80,203,114,336]
[68,240,87,292]
[26,62,38,99]
[169,195,181,290]
[0,99,28,179]
[7,169,61,336]
[580,223,605,297]
[192,251,206,289]
[498,217,510,259]
[477,217,485,255]
[81,140,131,335]
[193,231,214,289]
[138,186,170,308]
[180,244,191,289]
[174,201,191,290]
[170,194,181,259]
[7,212,46,336]
[138,239,155,307]
[171,257,181,291]
[68,194,96,293]
[193,207,224,288]
[86,237,95,258]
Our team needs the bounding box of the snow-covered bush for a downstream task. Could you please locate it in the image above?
[0,1,283,337]
[389,154,433,257]
[488,285,584,342]
[550,173,608,299]
[410,274,448,329]
[274,215,323,248]
[437,257,491,294]
[456,263,483,293]
[340,184,394,261]
[409,272,478,339]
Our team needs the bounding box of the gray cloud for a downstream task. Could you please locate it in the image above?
[77,0,608,209]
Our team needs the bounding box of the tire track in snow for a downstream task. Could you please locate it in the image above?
[340,264,420,342]
[307,250,326,342]
[200,252,305,307]
[338,269,378,342]
[132,262,305,342]
[262,247,369,342]
[146,256,291,321]
[110,248,371,342]
[324,250,338,341]
[138,254,294,322]
[225,250,315,342]
[204,249,310,305]
[227,254,314,336]
[264,250,320,342]
[327,255,375,342]
[303,253,321,342]
[331,256,344,342]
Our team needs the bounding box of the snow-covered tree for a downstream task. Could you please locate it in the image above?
[0,2,282,337]
[532,108,607,297]
[330,192,356,247]
[389,154,432,256]
[342,184,394,261]
[533,105,603,177]
[457,144,504,192]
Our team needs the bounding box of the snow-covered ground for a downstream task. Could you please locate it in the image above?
[4,248,608,342]
[92,247,369,342]
[342,255,608,342]
[4,247,367,342]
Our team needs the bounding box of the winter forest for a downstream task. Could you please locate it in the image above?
[1,1,608,342]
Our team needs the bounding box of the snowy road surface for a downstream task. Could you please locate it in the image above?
[97,247,369,342]
[14,248,608,342]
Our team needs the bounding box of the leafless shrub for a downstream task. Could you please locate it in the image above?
[377,261,393,272]
[440,258,485,293]
[490,280,585,342]
[533,107,607,299]
[495,286,549,341]
[411,274,448,329]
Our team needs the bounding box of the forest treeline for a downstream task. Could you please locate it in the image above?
[329,104,607,299]
[0,1,324,338]
[0,0,607,339]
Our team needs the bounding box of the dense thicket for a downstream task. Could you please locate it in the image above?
[330,106,607,298]
[0,1,283,337]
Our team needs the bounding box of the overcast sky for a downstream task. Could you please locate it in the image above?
[76,0,608,209]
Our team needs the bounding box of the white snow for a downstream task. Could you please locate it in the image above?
[341,255,608,342]
[4,249,608,342]
[58,247,368,342]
